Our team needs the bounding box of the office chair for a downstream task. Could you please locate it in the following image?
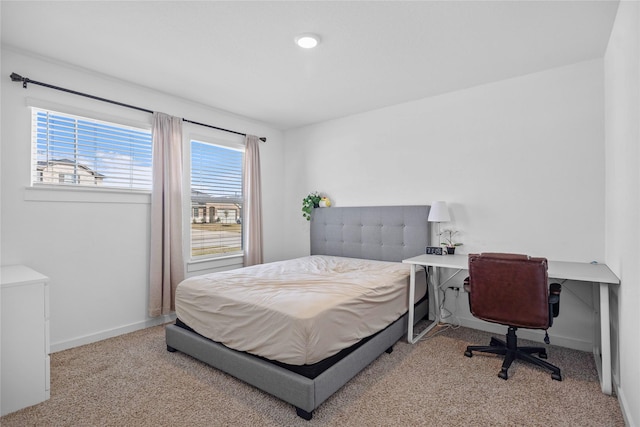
[463,253,562,381]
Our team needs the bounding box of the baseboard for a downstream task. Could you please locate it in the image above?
[615,382,636,427]
[50,313,176,353]
[451,317,593,352]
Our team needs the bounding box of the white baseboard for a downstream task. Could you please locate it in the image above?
[50,314,176,353]
[447,317,593,352]
[615,383,636,427]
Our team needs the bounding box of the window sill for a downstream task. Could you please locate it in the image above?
[24,185,151,204]
[187,254,244,275]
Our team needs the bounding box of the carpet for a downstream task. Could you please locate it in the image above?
[1,323,624,426]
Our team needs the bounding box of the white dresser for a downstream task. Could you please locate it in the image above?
[1,265,50,416]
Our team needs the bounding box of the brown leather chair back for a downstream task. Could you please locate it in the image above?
[467,253,550,329]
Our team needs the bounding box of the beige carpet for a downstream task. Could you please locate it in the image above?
[1,323,624,426]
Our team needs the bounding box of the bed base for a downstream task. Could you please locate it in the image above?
[165,298,428,420]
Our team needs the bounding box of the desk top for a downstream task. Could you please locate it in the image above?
[402,254,620,285]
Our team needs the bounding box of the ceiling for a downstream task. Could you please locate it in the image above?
[1,1,619,130]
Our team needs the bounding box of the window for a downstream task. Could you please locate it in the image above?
[32,108,152,191]
[59,173,77,184]
[190,140,244,258]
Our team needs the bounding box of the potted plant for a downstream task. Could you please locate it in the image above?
[319,196,331,208]
[440,229,463,254]
[302,191,321,221]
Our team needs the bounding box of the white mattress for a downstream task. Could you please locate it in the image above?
[175,255,427,365]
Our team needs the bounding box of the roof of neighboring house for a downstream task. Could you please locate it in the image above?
[37,159,105,178]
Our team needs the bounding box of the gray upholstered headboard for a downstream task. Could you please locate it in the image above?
[310,205,430,262]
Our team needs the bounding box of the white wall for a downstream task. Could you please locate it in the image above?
[0,48,285,351]
[284,59,605,351]
[604,2,640,425]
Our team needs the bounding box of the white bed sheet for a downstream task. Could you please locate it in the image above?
[175,255,426,365]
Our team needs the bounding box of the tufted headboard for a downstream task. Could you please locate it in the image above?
[310,205,431,262]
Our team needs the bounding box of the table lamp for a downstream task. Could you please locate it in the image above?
[428,201,450,246]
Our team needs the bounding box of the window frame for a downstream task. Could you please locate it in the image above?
[31,106,153,193]
[25,99,152,203]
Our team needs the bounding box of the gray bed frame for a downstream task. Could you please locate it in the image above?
[165,205,431,420]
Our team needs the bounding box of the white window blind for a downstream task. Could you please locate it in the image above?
[190,140,244,258]
[31,108,152,191]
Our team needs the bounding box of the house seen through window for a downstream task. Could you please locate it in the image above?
[32,108,152,190]
[191,140,244,258]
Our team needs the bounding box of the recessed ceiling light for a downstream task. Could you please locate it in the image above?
[295,33,320,49]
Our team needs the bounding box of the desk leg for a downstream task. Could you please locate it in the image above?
[408,265,441,344]
[598,282,612,395]
[407,264,416,343]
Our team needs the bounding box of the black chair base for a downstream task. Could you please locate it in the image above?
[464,326,562,381]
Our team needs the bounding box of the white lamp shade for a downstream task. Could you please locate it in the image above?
[428,201,450,222]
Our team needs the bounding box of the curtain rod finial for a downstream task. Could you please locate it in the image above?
[10,72,29,88]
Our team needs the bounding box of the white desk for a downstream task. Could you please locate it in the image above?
[402,253,620,395]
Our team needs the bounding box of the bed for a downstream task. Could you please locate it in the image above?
[165,205,431,420]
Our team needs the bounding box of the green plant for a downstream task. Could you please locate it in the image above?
[302,191,321,221]
[440,229,463,247]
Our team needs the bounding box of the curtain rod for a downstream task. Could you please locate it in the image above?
[9,72,267,142]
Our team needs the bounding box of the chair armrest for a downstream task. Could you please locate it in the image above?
[463,277,470,293]
[549,283,562,318]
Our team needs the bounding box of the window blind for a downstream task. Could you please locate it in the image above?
[32,108,152,191]
[190,140,244,258]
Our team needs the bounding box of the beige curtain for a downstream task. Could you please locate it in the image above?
[243,135,263,266]
[149,112,185,317]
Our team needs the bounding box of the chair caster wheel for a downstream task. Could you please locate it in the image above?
[552,373,562,381]
[539,351,548,359]
[490,338,500,346]
[498,370,508,380]
[464,350,473,357]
